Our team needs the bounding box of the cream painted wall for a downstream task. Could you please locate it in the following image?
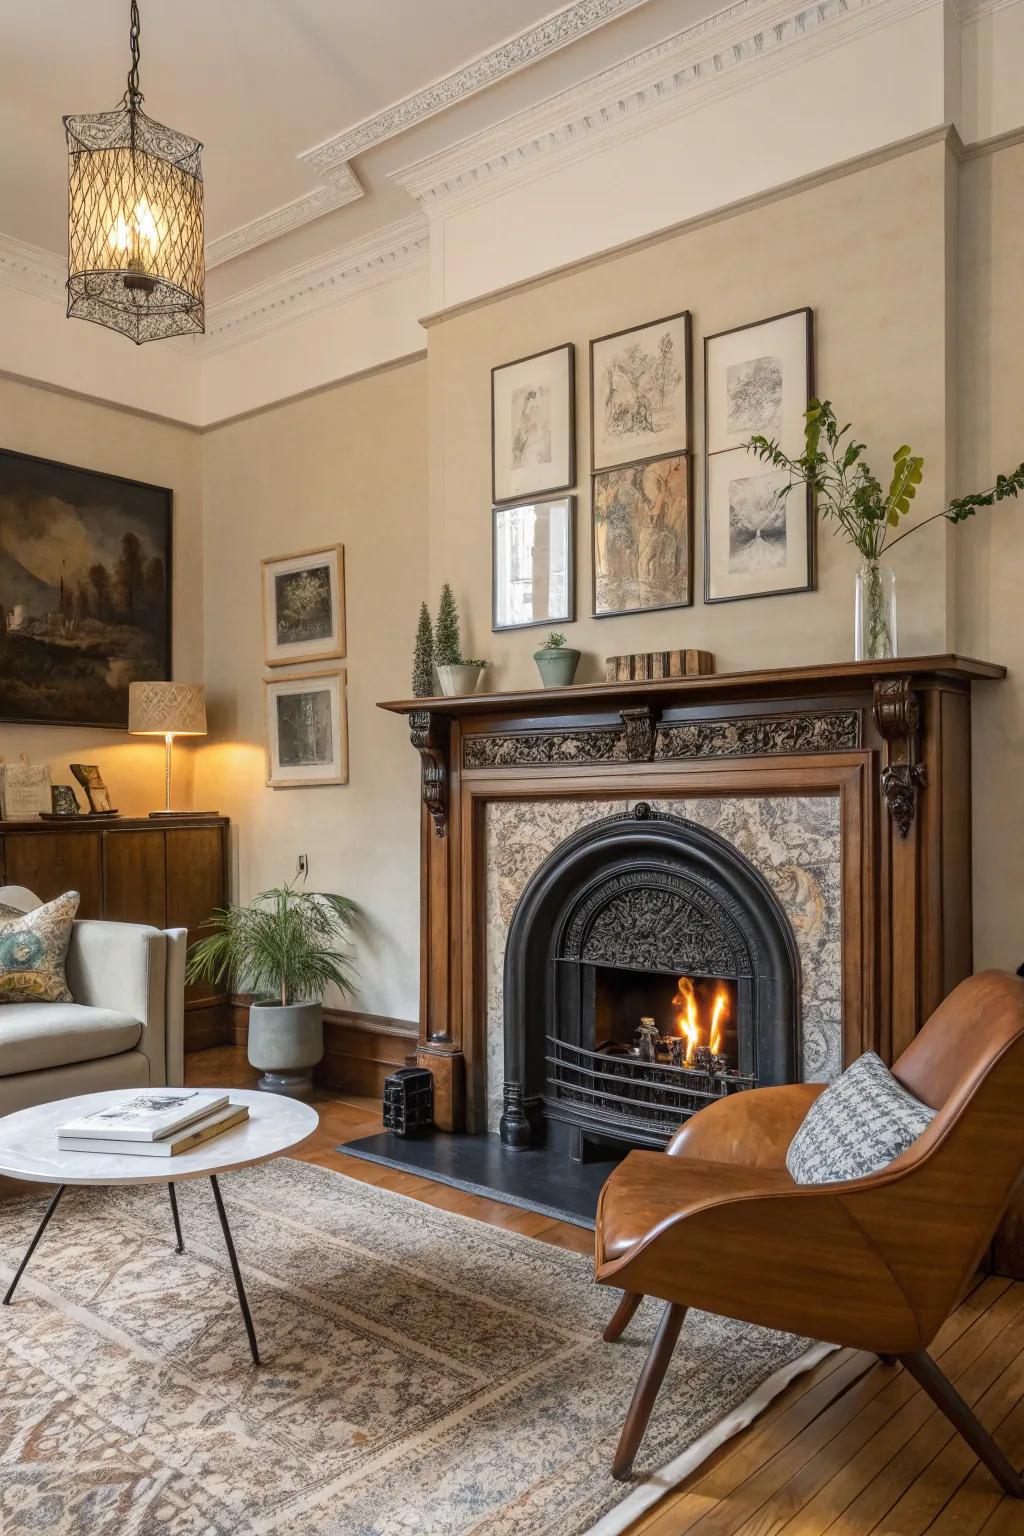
[0,374,203,816]
[957,140,1024,972]
[195,360,427,1023]
[427,142,954,688]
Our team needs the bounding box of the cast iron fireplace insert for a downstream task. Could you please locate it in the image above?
[500,804,801,1155]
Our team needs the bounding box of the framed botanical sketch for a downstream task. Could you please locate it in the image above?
[590,311,690,471]
[492,343,575,505]
[492,496,575,631]
[264,670,348,789]
[592,453,692,617]
[704,308,814,602]
[0,448,171,729]
[261,544,345,666]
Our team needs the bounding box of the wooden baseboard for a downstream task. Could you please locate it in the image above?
[201,997,418,1101]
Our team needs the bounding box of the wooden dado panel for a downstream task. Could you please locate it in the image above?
[2,830,104,916]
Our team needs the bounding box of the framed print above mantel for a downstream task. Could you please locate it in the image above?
[261,543,345,667]
[590,310,691,472]
[592,452,692,618]
[492,496,575,631]
[704,308,814,604]
[491,343,575,505]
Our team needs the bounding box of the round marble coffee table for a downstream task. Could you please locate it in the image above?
[0,1087,318,1363]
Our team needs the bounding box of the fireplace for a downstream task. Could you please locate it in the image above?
[500,803,800,1155]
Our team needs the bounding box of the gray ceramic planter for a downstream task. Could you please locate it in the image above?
[437,663,484,696]
[247,1000,323,1097]
[534,648,581,688]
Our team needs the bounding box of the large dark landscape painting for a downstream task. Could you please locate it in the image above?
[0,450,171,727]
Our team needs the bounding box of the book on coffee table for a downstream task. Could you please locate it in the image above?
[58,1089,229,1143]
[57,1102,249,1157]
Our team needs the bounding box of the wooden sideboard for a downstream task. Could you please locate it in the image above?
[0,814,231,1047]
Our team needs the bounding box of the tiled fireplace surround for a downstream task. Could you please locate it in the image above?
[381,657,1001,1139]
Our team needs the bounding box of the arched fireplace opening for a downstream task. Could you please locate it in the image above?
[500,803,801,1155]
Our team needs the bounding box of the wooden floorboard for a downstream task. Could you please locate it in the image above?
[2,1045,1021,1536]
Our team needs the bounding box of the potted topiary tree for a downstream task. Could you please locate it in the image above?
[533,631,581,687]
[411,601,435,697]
[186,883,360,1097]
[434,582,488,696]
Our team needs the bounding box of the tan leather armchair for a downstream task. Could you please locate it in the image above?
[595,969,1024,1494]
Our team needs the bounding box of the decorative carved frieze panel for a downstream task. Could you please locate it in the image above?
[655,711,861,759]
[464,728,626,768]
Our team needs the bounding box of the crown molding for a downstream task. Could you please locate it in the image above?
[206,0,651,268]
[0,232,67,305]
[390,0,935,212]
[198,215,430,355]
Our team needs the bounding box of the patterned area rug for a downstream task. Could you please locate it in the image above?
[0,1159,831,1535]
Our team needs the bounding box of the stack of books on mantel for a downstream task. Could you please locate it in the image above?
[58,1090,248,1157]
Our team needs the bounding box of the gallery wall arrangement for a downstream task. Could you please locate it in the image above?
[0,448,172,728]
[260,543,349,788]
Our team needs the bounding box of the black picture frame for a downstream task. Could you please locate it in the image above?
[702,307,815,605]
[0,447,173,729]
[589,309,692,473]
[491,342,576,506]
[591,451,694,619]
[491,495,576,633]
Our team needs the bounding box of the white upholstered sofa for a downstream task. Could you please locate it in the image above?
[0,886,186,1114]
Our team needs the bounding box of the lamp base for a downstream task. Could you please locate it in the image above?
[148,809,220,818]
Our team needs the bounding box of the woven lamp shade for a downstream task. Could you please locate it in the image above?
[64,104,204,344]
[128,681,207,736]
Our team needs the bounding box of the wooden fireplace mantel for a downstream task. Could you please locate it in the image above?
[379,654,1004,1134]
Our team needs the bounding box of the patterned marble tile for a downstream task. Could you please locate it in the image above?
[485,795,843,1129]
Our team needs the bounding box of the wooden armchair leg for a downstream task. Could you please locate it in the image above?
[604,1290,643,1343]
[899,1350,1024,1499]
[612,1302,687,1481]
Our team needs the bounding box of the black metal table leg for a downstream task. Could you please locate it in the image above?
[3,1184,66,1305]
[209,1175,260,1364]
[168,1181,185,1254]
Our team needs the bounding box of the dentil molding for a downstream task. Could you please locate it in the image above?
[0,232,67,305]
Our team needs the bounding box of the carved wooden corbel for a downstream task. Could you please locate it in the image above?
[409,709,448,838]
[620,705,656,763]
[872,678,927,838]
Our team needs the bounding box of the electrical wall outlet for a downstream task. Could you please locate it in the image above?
[297,854,309,880]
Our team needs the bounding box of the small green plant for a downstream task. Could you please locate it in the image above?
[411,601,434,697]
[435,583,487,668]
[746,398,1024,564]
[185,882,360,1007]
[541,631,567,649]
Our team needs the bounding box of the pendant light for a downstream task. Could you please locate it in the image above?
[63,0,204,344]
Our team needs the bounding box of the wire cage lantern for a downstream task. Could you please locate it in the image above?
[63,0,204,344]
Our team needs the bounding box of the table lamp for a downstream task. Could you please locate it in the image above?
[128,681,212,817]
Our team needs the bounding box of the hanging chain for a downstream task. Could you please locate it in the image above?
[126,0,142,106]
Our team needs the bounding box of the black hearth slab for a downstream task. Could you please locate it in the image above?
[336,1132,624,1230]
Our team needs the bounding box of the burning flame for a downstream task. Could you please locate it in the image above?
[672,977,731,1064]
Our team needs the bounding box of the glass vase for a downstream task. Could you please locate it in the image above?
[854,562,897,661]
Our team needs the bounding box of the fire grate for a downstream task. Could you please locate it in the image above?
[544,1034,757,1140]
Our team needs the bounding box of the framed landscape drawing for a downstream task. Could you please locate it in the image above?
[492,496,575,631]
[264,670,348,789]
[261,544,345,666]
[704,308,814,602]
[592,453,691,617]
[0,449,172,729]
[492,343,575,505]
[590,311,690,471]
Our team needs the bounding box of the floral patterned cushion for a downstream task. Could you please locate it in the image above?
[0,891,80,1004]
[786,1049,936,1184]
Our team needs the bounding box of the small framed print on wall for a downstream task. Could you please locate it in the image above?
[592,453,692,618]
[704,308,814,603]
[492,496,575,631]
[261,543,345,666]
[590,310,691,472]
[264,670,348,789]
[491,343,575,505]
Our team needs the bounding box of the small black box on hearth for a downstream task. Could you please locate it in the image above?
[383,1067,434,1136]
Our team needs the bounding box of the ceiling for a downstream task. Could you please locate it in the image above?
[0,0,703,301]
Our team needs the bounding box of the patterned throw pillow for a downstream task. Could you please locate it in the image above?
[0,891,80,1004]
[786,1050,936,1185]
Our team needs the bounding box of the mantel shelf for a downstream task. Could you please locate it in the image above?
[378,654,1005,720]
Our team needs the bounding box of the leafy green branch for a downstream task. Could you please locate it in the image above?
[746,399,1024,564]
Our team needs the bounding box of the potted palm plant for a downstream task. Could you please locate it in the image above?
[186,883,359,1097]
